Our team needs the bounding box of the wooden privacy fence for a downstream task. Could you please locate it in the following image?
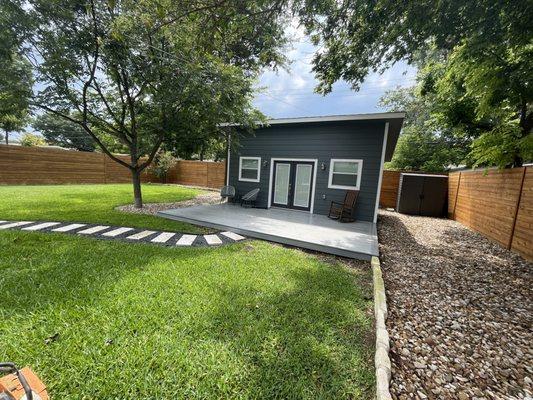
[0,145,226,188]
[448,167,532,261]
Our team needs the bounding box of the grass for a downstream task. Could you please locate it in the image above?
[0,183,204,232]
[0,184,374,398]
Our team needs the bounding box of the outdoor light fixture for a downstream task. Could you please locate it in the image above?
[263,160,269,167]
[321,162,326,170]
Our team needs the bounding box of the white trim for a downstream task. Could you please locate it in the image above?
[373,123,389,223]
[268,158,318,213]
[328,159,363,190]
[226,134,231,186]
[238,156,261,182]
[220,112,405,127]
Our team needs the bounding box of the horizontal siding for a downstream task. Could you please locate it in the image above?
[229,120,386,222]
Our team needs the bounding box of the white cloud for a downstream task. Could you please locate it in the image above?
[254,27,417,118]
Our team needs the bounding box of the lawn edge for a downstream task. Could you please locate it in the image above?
[372,256,392,400]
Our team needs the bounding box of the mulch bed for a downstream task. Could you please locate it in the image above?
[378,210,532,400]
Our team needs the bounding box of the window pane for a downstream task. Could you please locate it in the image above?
[241,168,258,180]
[242,158,258,169]
[332,173,358,187]
[333,161,358,174]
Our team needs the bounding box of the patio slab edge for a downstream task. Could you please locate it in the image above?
[372,256,392,400]
[157,210,374,260]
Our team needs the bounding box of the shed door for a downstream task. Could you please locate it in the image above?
[272,161,314,211]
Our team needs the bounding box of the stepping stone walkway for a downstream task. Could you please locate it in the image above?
[0,220,246,248]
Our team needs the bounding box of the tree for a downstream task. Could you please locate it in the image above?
[0,53,32,145]
[20,132,46,147]
[20,0,288,207]
[379,87,466,172]
[298,0,532,167]
[33,113,96,151]
[149,150,176,183]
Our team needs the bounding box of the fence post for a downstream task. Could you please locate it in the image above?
[508,166,527,250]
[451,172,461,220]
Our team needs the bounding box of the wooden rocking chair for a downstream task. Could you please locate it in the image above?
[328,190,359,222]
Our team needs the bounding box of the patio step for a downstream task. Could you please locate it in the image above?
[0,220,247,248]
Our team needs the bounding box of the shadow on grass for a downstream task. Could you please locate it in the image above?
[1,231,374,398]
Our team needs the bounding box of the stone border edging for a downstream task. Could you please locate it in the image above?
[372,256,392,400]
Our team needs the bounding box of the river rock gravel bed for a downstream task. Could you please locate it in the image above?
[116,191,220,215]
[378,210,532,400]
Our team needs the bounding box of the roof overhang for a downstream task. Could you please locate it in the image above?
[221,112,405,162]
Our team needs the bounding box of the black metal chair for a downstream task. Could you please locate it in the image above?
[220,185,236,203]
[328,190,359,222]
[240,188,260,208]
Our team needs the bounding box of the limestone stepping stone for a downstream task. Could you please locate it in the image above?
[22,222,61,231]
[127,230,156,240]
[204,234,222,245]
[52,223,86,232]
[220,231,245,241]
[0,221,34,230]
[78,225,110,235]
[176,234,196,246]
[102,227,134,237]
[151,232,175,243]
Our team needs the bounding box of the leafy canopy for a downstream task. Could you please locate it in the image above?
[17,0,290,206]
[20,132,46,147]
[380,87,465,172]
[33,113,96,151]
[299,0,533,167]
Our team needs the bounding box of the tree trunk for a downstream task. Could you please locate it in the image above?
[5,131,9,145]
[131,169,143,208]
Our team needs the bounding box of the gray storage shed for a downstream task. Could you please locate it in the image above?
[226,112,404,223]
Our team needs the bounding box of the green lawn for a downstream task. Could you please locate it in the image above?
[0,183,204,232]
[0,184,374,399]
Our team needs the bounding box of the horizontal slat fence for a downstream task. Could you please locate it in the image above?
[0,145,225,188]
[448,167,532,261]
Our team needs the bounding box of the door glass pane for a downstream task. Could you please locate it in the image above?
[333,161,358,174]
[293,164,312,208]
[274,163,290,205]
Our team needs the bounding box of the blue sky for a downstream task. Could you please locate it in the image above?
[254,25,417,118]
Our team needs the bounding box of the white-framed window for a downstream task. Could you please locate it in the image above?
[328,159,363,190]
[239,156,261,182]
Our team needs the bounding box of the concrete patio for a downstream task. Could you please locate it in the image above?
[158,204,378,260]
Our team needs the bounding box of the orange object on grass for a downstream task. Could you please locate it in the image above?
[0,367,49,400]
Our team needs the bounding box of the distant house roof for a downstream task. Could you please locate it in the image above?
[222,111,405,162]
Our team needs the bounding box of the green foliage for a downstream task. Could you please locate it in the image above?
[18,0,289,206]
[33,112,96,151]
[150,150,177,182]
[380,87,466,172]
[19,132,46,147]
[0,52,32,142]
[299,0,533,167]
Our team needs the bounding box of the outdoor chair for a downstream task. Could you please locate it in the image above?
[328,190,359,222]
[240,188,260,208]
[220,185,236,203]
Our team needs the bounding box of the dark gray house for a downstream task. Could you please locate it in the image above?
[226,112,404,223]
